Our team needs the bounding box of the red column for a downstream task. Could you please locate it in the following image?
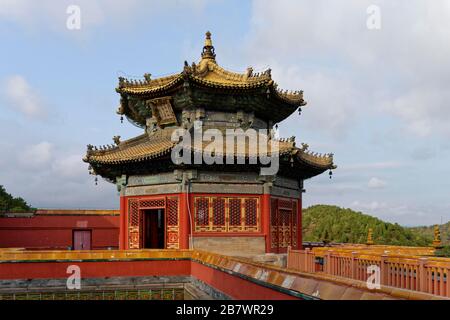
[262,194,271,253]
[297,194,303,250]
[179,193,190,249]
[119,195,126,250]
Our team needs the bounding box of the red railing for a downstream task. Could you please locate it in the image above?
[287,247,450,298]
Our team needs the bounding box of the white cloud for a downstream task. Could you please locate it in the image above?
[0,0,134,31]
[52,154,87,180]
[0,0,207,35]
[351,200,387,212]
[247,0,450,138]
[367,177,387,189]
[343,161,405,171]
[0,140,118,209]
[348,200,444,226]
[410,146,436,161]
[19,141,53,168]
[3,75,47,119]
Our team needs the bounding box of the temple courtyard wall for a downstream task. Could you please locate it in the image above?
[0,249,444,300]
[0,210,120,250]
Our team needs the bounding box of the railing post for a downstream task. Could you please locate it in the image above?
[287,245,291,269]
[380,254,387,286]
[418,258,427,292]
[305,248,310,272]
[351,252,357,279]
[325,250,331,274]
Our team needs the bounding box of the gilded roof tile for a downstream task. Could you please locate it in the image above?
[84,127,334,170]
[115,32,304,105]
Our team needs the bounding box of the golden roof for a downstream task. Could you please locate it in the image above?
[116,32,305,106]
[84,127,335,170]
[36,209,119,216]
[85,129,176,165]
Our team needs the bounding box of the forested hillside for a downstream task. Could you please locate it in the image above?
[0,185,35,213]
[410,223,450,246]
[302,205,432,247]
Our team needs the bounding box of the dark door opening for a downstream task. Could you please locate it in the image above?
[143,209,165,249]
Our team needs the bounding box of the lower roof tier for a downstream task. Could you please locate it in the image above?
[83,127,335,182]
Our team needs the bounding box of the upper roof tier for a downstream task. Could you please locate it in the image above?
[115,32,306,126]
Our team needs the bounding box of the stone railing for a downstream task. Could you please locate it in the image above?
[287,247,450,298]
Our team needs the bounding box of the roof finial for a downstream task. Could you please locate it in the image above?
[433,225,443,248]
[201,31,216,61]
[367,228,374,245]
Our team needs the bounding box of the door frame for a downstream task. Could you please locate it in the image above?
[72,229,93,250]
[140,208,166,249]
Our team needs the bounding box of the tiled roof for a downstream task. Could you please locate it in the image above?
[116,32,305,106]
[36,209,119,216]
[84,128,335,170]
[85,130,176,165]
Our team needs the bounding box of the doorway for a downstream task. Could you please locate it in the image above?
[143,209,165,249]
[73,230,92,250]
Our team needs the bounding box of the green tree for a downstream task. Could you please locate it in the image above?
[0,185,35,213]
[302,205,431,247]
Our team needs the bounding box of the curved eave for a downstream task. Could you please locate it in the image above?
[293,150,336,179]
[84,143,336,182]
[272,90,307,107]
[116,74,305,105]
[84,147,174,166]
[188,74,270,90]
[116,75,184,95]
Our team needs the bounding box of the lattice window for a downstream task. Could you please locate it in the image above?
[129,199,139,226]
[166,197,179,226]
[194,196,260,233]
[270,198,278,249]
[278,199,292,210]
[270,198,278,227]
[229,198,242,226]
[244,198,258,226]
[128,199,140,249]
[166,196,180,249]
[270,197,301,251]
[279,209,291,226]
[139,198,165,208]
[195,197,210,226]
[292,200,298,247]
[212,198,226,226]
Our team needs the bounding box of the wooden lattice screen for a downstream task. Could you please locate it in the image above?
[193,196,260,233]
[127,196,179,249]
[270,197,299,252]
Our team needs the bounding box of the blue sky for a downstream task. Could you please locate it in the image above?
[1,0,449,226]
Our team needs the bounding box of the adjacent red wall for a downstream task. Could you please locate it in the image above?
[0,259,298,300]
[0,214,119,250]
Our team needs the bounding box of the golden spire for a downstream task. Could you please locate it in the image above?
[201,31,216,61]
[433,225,443,248]
[367,228,374,245]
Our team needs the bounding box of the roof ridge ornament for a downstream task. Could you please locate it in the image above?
[201,31,216,61]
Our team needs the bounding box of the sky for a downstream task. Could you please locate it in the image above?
[0,0,449,227]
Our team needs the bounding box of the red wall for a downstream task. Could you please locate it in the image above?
[0,259,298,300]
[0,260,190,280]
[191,261,297,300]
[0,215,119,250]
